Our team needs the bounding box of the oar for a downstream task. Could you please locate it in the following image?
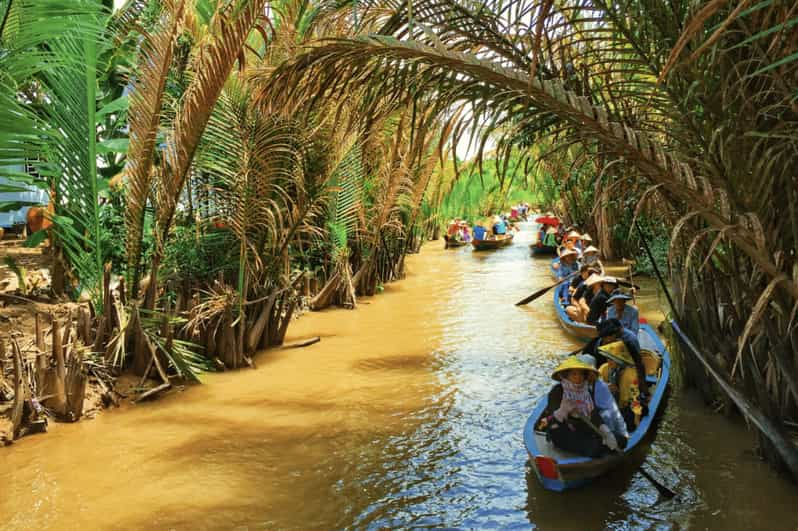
[515,271,578,306]
[573,414,677,500]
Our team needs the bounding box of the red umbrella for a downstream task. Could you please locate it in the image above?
[535,216,559,226]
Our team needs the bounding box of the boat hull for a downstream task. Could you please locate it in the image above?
[523,324,671,492]
[471,234,513,251]
[444,235,468,249]
[530,243,558,256]
[553,281,598,341]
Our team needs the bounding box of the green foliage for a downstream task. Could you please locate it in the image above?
[139,309,213,382]
[161,226,237,284]
[98,187,129,273]
[436,153,540,224]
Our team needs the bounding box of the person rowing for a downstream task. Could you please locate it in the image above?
[538,355,629,457]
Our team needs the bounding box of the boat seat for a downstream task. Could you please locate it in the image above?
[641,349,661,376]
[534,431,584,461]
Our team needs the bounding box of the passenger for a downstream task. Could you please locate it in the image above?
[579,232,593,253]
[538,356,628,457]
[543,226,558,247]
[578,353,630,443]
[582,245,602,270]
[447,219,460,237]
[606,293,639,336]
[596,340,651,430]
[565,265,595,318]
[583,318,650,405]
[472,222,487,241]
[569,271,602,322]
[492,216,507,236]
[460,223,472,243]
[559,230,583,259]
[585,275,619,325]
[554,248,580,279]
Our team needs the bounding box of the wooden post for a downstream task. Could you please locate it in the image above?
[0,338,6,374]
[45,314,67,416]
[34,313,44,351]
[10,339,26,439]
[80,306,91,345]
[34,313,47,394]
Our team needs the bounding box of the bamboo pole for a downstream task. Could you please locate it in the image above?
[671,321,798,482]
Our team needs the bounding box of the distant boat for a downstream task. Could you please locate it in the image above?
[523,323,671,491]
[444,235,468,249]
[471,233,514,251]
[530,241,558,256]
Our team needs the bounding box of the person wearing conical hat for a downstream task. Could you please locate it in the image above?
[607,292,639,336]
[559,230,583,259]
[582,245,602,271]
[554,248,580,279]
[580,318,651,424]
[538,356,628,456]
[566,265,601,321]
[585,275,619,325]
[540,225,558,247]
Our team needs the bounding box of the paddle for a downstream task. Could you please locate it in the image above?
[515,272,578,306]
[573,414,677,500]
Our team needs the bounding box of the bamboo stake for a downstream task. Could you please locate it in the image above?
[671,321,798,482]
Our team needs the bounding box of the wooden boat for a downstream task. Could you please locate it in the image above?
[530,242,558,256]
[444,235,468,249]
[471,233,514,251]
[553,281,598,341]
[523,323,671,492]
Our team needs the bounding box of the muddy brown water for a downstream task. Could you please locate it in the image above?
[2,224,796,530]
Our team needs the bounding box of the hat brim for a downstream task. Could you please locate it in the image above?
[607,294,632,303]
[551,357,600,380]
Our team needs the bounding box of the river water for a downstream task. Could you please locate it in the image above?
[1,224,796,530]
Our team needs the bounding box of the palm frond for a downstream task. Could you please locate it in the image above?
[125,0,186,294]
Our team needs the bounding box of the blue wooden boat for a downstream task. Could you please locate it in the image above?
[553,281,598,341]
[530,241,558,256]
[523,323,671,492]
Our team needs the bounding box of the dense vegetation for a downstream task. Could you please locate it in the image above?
[2,0,797,477]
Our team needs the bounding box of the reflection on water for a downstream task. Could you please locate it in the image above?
[1,223,796,530]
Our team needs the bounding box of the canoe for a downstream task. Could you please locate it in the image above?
[530,242,558,256]
[471,233,514,251]
[553,281,598,341]
[523,323,671,492]
[444,235,468,249]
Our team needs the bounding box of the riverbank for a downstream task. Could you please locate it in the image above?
[2,229,797,529]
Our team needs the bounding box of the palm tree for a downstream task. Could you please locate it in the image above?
[262,0,798,476]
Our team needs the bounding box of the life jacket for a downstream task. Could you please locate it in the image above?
[599,340,661,376]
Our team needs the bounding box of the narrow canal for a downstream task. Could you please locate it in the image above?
[1,224,795,530]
